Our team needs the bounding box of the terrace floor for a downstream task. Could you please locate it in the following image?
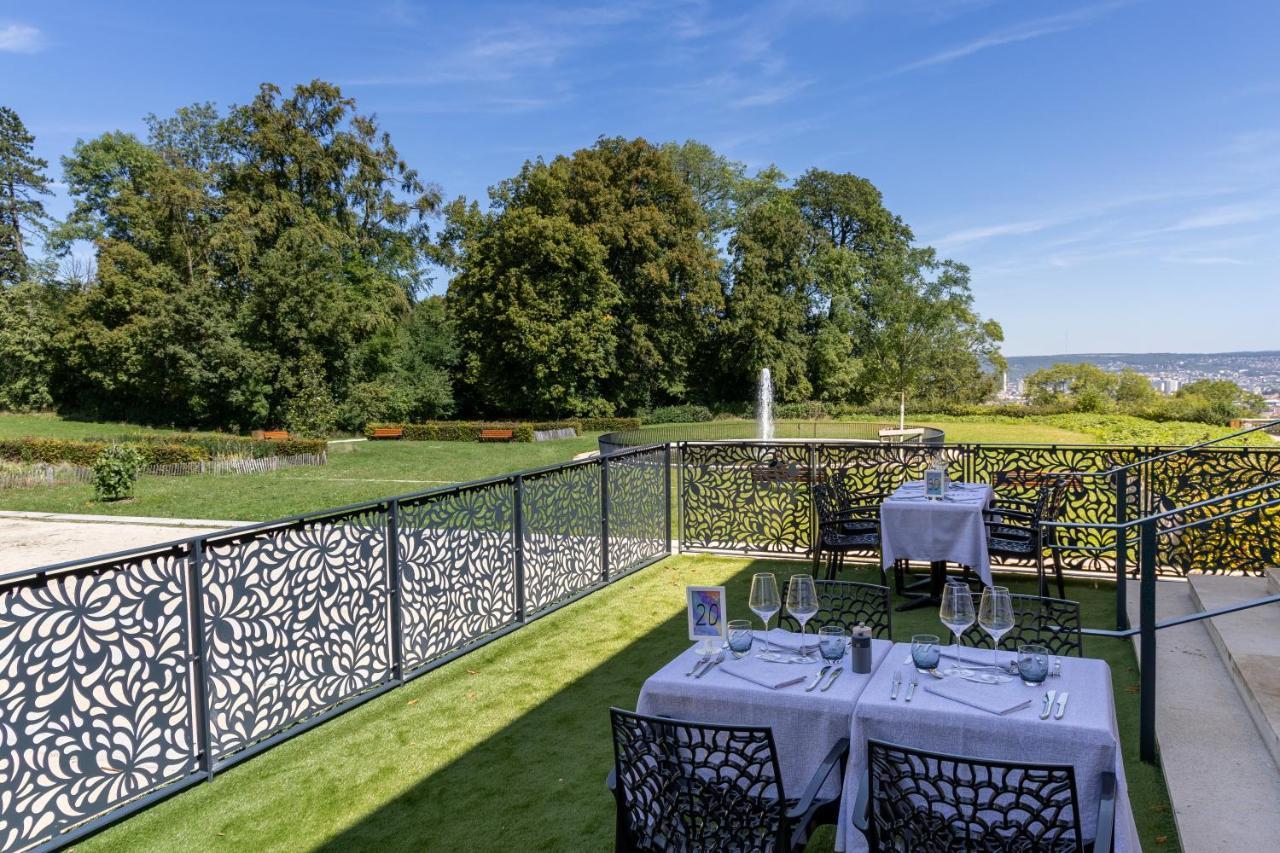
[80,555,1181,852]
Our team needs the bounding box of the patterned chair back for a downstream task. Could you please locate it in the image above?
[777,579,892,640]
[864,739,1084,852]
[610,708,790,852]
[962,593,1084,656]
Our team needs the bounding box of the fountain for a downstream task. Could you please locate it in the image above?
[757,367,774,440]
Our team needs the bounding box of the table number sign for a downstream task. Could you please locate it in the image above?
[924,467,946,500]
[687,585,727,654]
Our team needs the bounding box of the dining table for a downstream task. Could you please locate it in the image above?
[835,642,1142,852]
[879,479,996,610]
[636,630,893,804]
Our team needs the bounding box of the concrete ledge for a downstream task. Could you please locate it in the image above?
[1127,580,1280,853]
[1187,573,1280,771]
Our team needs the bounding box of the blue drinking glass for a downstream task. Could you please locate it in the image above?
[727,620,754,659]
[911,634,941,672]
[818,626,846,662]
[1018,644,1050,686]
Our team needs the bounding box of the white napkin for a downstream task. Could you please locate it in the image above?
[718,659,808,690]
[923,680,1032,715]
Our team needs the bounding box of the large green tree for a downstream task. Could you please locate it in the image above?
[0,107,53,284]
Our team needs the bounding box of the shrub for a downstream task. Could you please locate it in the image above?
[574,417,641,432]
[773,401,828,420]
[93,445,144,501]
[365,419,639,441]
[641,405,712,425]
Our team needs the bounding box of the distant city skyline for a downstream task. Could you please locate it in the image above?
[3,0,1279,355]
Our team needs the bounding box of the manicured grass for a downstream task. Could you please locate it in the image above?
[80,555,1179,852]
[0,413,187,440]
[0,435,603,520]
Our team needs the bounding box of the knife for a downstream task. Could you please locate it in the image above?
[820,668,843,692]
[890,671,902,700]
[805,665,832,692]
[1040,690,1057,720]
[904,674,918,701]
[1054,691,1069,720]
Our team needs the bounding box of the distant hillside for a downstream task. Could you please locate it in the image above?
[1004,350,1280,382]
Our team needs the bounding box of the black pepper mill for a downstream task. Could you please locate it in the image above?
[850,623,872,674]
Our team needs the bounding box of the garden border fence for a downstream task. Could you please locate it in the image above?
[0,444,670,853]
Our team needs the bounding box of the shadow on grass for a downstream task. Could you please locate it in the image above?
[313,558,1177,852]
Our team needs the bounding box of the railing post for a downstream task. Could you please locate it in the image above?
[1115,469,1130,631]
[1139,517,1158,763]
[663,443,673,555]
[513,475,526,621]
[677,442,685,554]
[187,539,216,782]
[807,442,818,558]
[386,500,404,683]
[601,455,611,582]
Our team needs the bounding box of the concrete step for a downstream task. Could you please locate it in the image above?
[1127,580,1280,853]
[1266,565,1279,596]
[1186,573,1280,772]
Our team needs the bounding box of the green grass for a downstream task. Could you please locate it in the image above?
[0,434,603,520]
[0,412,190,440]
[80,556,1179,853]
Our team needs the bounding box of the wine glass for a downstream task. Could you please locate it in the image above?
[978,586,1015,669]
[749,573,781,655]
[939,580,975,674]
[786,574,819,652]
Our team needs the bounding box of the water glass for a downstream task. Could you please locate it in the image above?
[911,634,941,672]
[818,626,845,662]
[1017,644,1050,686]
[727,620,753,659]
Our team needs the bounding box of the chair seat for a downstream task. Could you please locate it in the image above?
[822,530,880,549]
[989,535,1035,555]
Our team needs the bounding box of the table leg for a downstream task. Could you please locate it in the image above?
[895,561,948,611]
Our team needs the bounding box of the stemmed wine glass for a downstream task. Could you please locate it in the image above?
[939,579,975,674]
[749,573,781,655]
[978,586,1015,670]
[786,574,819,654]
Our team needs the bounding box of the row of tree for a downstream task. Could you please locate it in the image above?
[1023,363,1266,423]
[0,81,1005,430]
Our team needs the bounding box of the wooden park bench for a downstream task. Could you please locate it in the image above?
[479,428,515,442]
[260,430,290,441]
[370,427,404,440]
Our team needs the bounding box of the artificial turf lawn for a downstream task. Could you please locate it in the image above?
[80,555,1180,852]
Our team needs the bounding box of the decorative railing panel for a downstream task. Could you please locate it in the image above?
[0,549,196,850]
[201,509,392,759]
[398,482,516,670]
[522,463,602,612]
[681,442,812,553]
[606,448,668,575]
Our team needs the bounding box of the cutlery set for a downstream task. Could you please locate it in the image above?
[803,665,842,692]
[887,671,920,701]
[1040,690,1069,720]
[685,653,723,678]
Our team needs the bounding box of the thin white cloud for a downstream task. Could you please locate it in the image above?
[1151,201,1280,234]
[934,218,1055,249]
[1160,254,1248,266]
[730,79,812,108]
[0,23,44,53]
[882,2,1124,77]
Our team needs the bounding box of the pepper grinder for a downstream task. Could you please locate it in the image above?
[850,623,872,674]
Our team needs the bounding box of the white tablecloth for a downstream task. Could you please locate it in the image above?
[837,643,1141,852]
[880,480,995,586]
[636,633,892,803]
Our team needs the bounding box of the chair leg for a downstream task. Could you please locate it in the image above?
[1053,548,1066,599]
[1036,540,1049,598]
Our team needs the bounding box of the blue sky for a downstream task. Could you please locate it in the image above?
[3,0,1278,356]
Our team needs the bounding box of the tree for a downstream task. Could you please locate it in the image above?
[1173,379,1265,424]
[660,140,785,239]
[0,107,53,283]
[1024,363,1120,410]
[792,168,912,260]
[0,280,57,410]
[447,137,722,413]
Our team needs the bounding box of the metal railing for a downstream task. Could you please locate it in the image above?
[599,420,945,455]
[0,444,671,852]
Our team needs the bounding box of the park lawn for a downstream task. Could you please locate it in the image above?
[0,434,602,521]
[0,412,190,440]
[79,555,1179,853]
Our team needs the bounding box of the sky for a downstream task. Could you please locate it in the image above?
[2,0,1278,356]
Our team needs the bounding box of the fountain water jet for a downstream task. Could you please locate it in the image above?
[757,368,774,440]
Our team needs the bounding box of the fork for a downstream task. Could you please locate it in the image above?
[890,670,902,700]
[685,656,710,677]
[904,673,919,702]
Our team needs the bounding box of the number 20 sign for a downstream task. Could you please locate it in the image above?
[687,586,727,643]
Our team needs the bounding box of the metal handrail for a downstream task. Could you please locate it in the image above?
[1042,476,1280,534]
[1095,417,1280,477]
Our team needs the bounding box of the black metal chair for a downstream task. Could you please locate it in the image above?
[985,473,1073,598]
[777,579,892,640]
[812,480,888,583]
[608,708,849,852]
[853,739,1115,853]
[961,592,1084,657]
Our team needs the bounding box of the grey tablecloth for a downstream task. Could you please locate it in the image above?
[836,643,1141,852]
[636,633,892,802]
[880,480,995,586]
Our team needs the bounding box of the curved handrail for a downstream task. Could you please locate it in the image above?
[1064,417,1280,480]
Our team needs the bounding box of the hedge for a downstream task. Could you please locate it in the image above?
[365,418,641,442]
[0,436,327,466]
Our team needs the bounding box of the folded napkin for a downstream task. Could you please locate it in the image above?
[718,659,808,690]
[754,629,814,652]
[923,680,1032,716]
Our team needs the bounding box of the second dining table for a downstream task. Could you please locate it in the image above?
[880,479,996,609]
